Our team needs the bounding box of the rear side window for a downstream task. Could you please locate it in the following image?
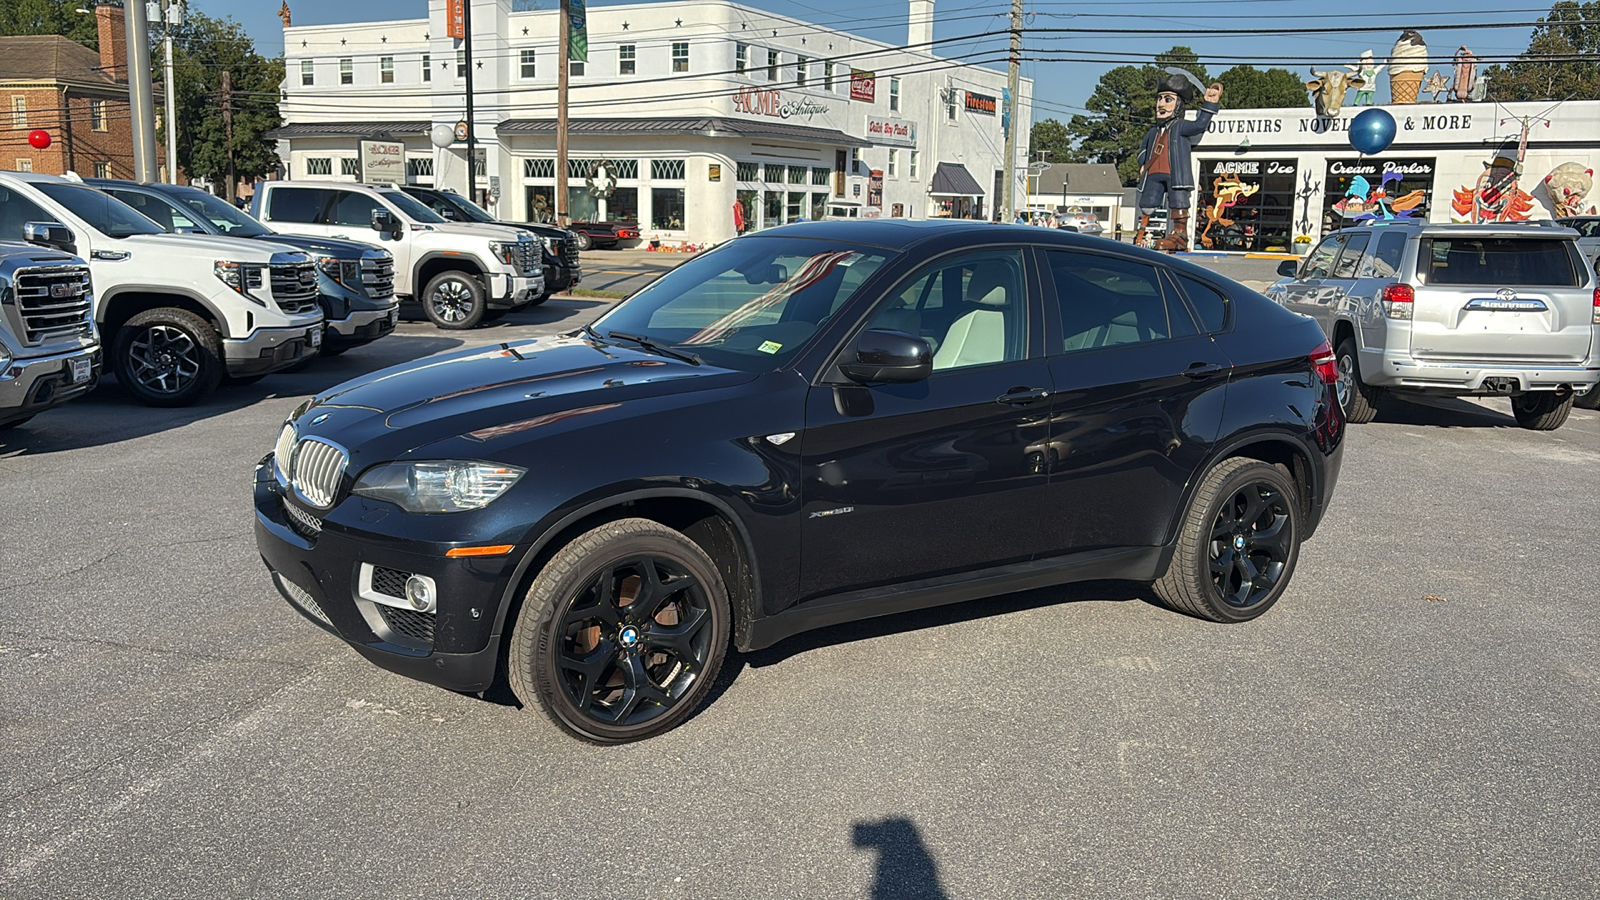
[1046,251,1191,352]
[1331,232,1369,279]
[267,187,328,224]
[1421,238,1581,287]
[1362,231,1409,278]
[1173,273,1230,333]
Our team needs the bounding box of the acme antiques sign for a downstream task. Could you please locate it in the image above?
[965,91,997,115]
[733,88,830,121]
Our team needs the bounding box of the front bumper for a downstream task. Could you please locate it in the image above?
[325,303,400,348]
[223,323,327,377]
[1379,355,1600,394]
[0,344,101,426]
[487,272,545,309]
[252,457,519,693]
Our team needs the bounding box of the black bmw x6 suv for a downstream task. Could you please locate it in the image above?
[255,220,1345,743]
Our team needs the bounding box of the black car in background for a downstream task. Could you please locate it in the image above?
[400,186,581,299]
[255,220,1345,744]
[87,180,399,355]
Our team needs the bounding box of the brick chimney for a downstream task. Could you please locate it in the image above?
[96,4,127,82]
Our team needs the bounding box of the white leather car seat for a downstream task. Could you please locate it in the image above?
[933,262,1014,370]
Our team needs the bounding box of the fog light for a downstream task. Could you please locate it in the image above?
[404,575,435,612]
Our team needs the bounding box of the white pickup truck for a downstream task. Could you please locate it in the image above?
[251,181,544,329]
[0,172,324,407]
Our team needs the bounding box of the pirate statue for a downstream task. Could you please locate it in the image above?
[1135,69,1223,252]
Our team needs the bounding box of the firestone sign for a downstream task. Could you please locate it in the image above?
[965,92,997,116]
[865,116,916,148]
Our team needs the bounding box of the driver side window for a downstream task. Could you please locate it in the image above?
[1300,235,1343,279]
[864,250,1026,372]
[0,187,54,242]
[325,191,382,228]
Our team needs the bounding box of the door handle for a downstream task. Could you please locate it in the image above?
[1182,362,1226,379]
[997,387,1051,406]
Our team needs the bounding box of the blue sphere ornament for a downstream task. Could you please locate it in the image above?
[1349,108,1397,155]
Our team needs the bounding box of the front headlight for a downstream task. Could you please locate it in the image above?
[489,241,518,266]
[351,461,526,513]
[0,341,13,372]
[315,255,360,287]
[214,260,267,306]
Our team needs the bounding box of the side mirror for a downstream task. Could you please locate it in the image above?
[371,209,399,237]
[839,329,933,384]
[23,221,75,253]
[1277,259,1299,278]
[439,207,462,221]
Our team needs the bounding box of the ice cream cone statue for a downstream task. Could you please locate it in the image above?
[1389,30,1428,104]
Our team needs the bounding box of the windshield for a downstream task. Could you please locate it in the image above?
[169,187,272,237]
[592,236,893,372]
[1420,237,1583,287]
[36,183,163,238]
[378,190,447,224]
[422,190,495,223]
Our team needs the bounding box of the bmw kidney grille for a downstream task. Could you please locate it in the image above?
[290,438,348,508]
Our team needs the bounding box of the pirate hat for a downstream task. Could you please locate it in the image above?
[1156,73,1196,105]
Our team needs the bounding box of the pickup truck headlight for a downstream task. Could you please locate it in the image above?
[351,461,526,513]
[0,342,12,372]
[315,255,360,287]
[214,260,267,306]
[489,241,520,267]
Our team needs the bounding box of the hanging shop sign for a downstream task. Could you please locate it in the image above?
[865,116,916,148]
[446,0,465,39]
[1206,159,1296,177]
[359,140,405,184]
[850,69,876,103]
[965,92,997,116]
[867,169,884,208]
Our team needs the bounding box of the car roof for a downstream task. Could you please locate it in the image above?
[1336,221,1580,239]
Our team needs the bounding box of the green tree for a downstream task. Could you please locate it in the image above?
[1483,1,1600,101]
[164,11,283,195]
[1029,118,1076,166]
[1064,47,1209,186]
[0,0,98,49]
[1216,65,1311,110]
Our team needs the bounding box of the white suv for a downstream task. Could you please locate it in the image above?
[0,172,324,407]
[251,182,544,329]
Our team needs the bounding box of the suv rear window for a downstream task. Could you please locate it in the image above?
[1420,237,1582,287]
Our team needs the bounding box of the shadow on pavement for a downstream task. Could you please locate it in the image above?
[853,817,951,900]
[1372,393,1520,428]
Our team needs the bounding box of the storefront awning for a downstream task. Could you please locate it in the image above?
[266,121,431,139]
[929,162,985,197]
[498,117,865,146]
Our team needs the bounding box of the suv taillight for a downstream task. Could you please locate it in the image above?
[1311,340,1338,385]
[1593,286,1599,324]
[1382,283,1415,320]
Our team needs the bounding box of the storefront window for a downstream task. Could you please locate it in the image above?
[787,191,805,221]
[1195,158,1297,252]
[1322,157,1435,238]
[568,187,600,223]
[608,188,638,223]
[737,189,759,232]
[652,188,686,230]
[526,186,555,223]
[764,190,782,226]
[811,193,828,221]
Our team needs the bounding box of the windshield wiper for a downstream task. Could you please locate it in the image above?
[604,330,703,366]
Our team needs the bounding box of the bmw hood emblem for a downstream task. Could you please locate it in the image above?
[310,414,330,426]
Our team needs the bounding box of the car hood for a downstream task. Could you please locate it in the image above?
[426,221,533,241]
[255,232,384,258]
[123,232,309,260]
[288,335,757,462]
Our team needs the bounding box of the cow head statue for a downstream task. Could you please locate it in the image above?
[1307,68,1366,117]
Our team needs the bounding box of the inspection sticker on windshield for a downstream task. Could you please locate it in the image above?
[758,341,783,354]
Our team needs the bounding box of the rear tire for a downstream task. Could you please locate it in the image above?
[1573,387,1600,411]
[112,307,223,407]
[1335,337,1380,424]
[1154,457,1302,623]
[421,271,487,330]
[1510,392,1572,430]
[573,231,593,252]
[508,518,730,744]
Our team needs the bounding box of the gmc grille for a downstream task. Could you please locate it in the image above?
[10,266,94,346]
[270,262,320,315]
[514,241,541,276]
[562,234,581,265]
[360,256,395,300]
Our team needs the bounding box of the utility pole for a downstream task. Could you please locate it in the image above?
[161,0,179,183]
[221,69,234,202]
[125,0,159,183]
[1001,0,1022,222]
[463,0,478,206]
[556,0,570,226]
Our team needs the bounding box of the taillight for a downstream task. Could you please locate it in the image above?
[1382,283,1415,319]
[1592,286,1599,324]
[1311,340,1338,385]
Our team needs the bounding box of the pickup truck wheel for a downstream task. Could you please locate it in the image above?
[1335,338,1380,424]
[112,307,222,407]
[573,231,593,252]
[1154,457,1302,624]
[1510,392,1572,430]
[508,518,730,744]
[421,272,487,330]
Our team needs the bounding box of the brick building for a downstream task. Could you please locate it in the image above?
[0,6,171,180]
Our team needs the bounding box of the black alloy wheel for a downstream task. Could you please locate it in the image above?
[421,271,487,329]
[112,307,223,407]
[1154,457,1302,623]
[510,518,730,743]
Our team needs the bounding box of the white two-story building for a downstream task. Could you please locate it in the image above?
[272,0,1031,246]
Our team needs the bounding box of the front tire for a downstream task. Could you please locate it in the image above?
[112,307,223,407]
[508,518,731,744]
[1510,392,1572,430]
[573,231,594,252]
[1154,458,1302,623]
[1335,337,1380,424]
[421,271,487,330]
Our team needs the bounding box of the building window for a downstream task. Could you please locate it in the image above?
[341,158,359,176]
[736,161,760,181]
[735,43,748,75]
[94,162,110,178]
[787,165,806,185]
[570,59,584,77]
[11,96,25,128]
[422,53,431,82]
[301,59,314,86]
[520,50,536,79]
[406,157,434,178]
[946,86,958,121]
[767,49,778,82]
[651,159,686,181]
[910,150,919,179]
[651,188,686,230]
[15,159,32,172]
[457,50,466,78]
[825,62,835,92]
[91,99,108,131]
[307,157,333,176]
[524,158,556,179]
[812,166,830,186]
[380,56,394,84]
[890,78,900,112]
[763,163,784,183]
[796,56,808,87]
[339,58,352,85]
[672,42,689,73]
[888,150,898,177]
[619,44,635,75]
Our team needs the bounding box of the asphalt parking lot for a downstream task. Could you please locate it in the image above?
[3,269,1598,899]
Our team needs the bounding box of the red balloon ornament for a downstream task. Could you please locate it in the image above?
[27,130,51,150]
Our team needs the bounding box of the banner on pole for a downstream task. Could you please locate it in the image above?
[568,0,588,62]
[446,0,465,39]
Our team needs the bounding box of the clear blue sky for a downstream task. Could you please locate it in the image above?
[196,0,1551,121]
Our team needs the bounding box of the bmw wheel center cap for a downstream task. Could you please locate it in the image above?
[620,626,640,647]
[1233,535,1246,551]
